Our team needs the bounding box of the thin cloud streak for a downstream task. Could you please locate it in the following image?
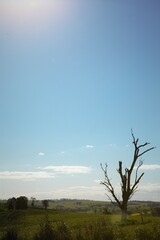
[85,144,95,149]
[38,152,45,156]
[140,183,160,192]
[109,144,116,147]
[0,171,55,180]
[42,165,92,174]
[135,164,160,170]
[26,185,105,200]
[39,183,160,200]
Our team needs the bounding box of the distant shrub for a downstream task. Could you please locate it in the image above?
[102,207,111,215]
[1,226,19,240]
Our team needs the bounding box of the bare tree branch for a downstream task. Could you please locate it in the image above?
[100,163,122,208]
[135,159,143,183]
[138,142,150,148]
[138,147,155,157]
[131,172,144,194]
[104,193,119,207]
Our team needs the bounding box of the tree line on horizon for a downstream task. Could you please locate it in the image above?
[6,196,49,210]
[7,196,28,210]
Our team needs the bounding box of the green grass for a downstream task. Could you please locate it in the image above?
[0,208,160,240]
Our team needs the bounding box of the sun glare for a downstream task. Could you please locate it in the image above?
[2,1,52,25]
[2,0,71,29]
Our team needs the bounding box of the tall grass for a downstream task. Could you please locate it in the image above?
[1,226,19,240]
[1,209,160,240]
[135,223,160,240]
[73,218,115,240]
[33,218,72,240]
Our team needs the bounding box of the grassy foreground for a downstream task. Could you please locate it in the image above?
[0,208,160,240]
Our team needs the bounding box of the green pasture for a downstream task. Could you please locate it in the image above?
[0,207,160,240]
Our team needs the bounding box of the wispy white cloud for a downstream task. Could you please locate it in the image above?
[24,185,105,201]
[0,171,55,181]
[38,152,45,156]
[109,144,116,147]
[0,165,92,181]
[136,164,160,170]
[85,144,95,149]
[139,183,160,192]
[94,179,101,184]
[53,185,104,199]
[42,165,92,174]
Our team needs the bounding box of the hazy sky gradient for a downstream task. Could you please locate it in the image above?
[0,0,160,201]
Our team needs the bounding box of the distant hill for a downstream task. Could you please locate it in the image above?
[28,199,160,214]
[1,198,159,214]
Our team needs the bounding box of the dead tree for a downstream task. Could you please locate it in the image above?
[100,131,155,221]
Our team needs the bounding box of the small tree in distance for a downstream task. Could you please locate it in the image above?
[7,197,16,210]
[31,197,36,208]
[42,200,49,210]
[100,131,155,221]
[16,196,28,210]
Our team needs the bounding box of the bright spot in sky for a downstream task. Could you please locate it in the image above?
[2,0,72,33]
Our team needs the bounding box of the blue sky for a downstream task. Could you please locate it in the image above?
[0,0,160,201]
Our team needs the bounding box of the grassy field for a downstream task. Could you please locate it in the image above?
[0,200,160,239]
[31,198,157,214]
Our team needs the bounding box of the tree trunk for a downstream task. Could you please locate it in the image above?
[121,205,128,221]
